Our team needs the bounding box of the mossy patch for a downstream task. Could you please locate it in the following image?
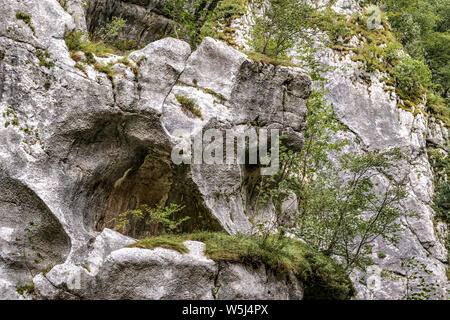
[313,6,448,123]
[131,232,355,300]
[129,236,189,254]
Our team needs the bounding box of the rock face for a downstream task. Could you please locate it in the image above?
[295,1,449,300]
[0,0,309,299]
[230,0,449,300]
[0,0,447,300]
[32,232,302,300]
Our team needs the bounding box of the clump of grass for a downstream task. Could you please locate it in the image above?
[36,50,54,69]
[204,89,227,102]
[44,81,51,90]
[94,62,115,81]
[70,51,83,62]
[16,12,35,35]
[16,283,34,296]
[131,232,355,300]
[175,94,203,119]
[74,62,87,76]
[0,50,5,60]
[377,252,387,259]
[65,30,114,59]
[243,51,297,67]
[115,57,139,80]
[129,236,189,254]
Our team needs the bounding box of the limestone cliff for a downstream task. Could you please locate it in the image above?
[0,0,448,300]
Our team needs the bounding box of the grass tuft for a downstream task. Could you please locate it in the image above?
[16,283,34,296]
[175,94,203,119]
[16,12,35,34]
[243,51,298,67]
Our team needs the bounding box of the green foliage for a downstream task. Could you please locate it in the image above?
[249,0,313,58]
[14,221,44,278]
[113,203,189,238]
[36,50,54,69]
[96,16,127,43]
[163,0,209,47]
[175,94,203,119]
[426,90,450,126]
[93,62,115,81]
[363,0,449,125]
[16,283,35,296]
[429,148,450,225]
[433,183,450,223]
[131,232,355,299]
[130,235,189,254]
[377,252,387,259]
[64,30,114,59]
[254,41,409,272]
[16,11,35,34]
[393,54,432,97]
[288,147,407,271]
[402,256,441,300]
[242,50,297,67]
[200,0,248,47]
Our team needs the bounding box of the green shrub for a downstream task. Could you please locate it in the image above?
[96,16,127,43]
[242,50,297,67]
[393,54,432,97]
[113,203,189,238]
[94,63,114,81]
[16,283,35,296]
[65,30,114,58]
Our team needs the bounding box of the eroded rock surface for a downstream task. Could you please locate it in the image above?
[32,231,302,300]
[0,0,309,299]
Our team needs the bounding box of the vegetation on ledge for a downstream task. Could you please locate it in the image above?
[130,232,356,300]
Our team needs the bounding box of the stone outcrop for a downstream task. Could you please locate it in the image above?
[0,0,447,300]
[32,231,302,300]
[230,0,449,300]
[0,0,309,299]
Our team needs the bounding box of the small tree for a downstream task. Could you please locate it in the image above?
[96,16,127,43]
[250,0,313,58]
[163,0,208,47]
[114,203,189,238]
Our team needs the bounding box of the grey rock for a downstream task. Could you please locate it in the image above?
[33,240,302,300]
